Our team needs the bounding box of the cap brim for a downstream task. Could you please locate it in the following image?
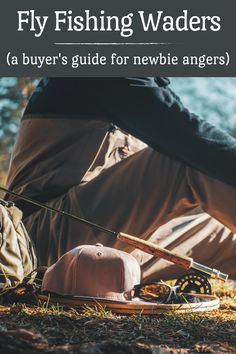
[37,293,220,314]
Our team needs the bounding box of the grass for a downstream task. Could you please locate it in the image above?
[0,280,235,353]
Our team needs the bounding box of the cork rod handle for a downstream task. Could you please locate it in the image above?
[117,232,193,270]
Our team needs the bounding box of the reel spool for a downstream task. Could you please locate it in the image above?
[175,272,212,295]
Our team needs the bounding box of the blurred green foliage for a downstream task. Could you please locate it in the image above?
[0,78,38,172]
[171,77,236,135]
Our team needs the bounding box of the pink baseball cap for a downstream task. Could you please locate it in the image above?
[42,244,141,301]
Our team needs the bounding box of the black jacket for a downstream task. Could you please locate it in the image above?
[25,77,236,187]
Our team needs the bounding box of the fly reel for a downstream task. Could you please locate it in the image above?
[175,272,212,295]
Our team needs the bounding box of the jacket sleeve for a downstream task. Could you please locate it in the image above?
[95,77,236,187]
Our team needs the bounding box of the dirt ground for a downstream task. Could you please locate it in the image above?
[0,281,235,354]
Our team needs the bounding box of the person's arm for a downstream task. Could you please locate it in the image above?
[93,77,236,187]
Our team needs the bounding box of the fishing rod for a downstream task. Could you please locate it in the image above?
[0,186,228,294]
[0,186,117,237]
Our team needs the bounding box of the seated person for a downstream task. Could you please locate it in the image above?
[6,77,236,280]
